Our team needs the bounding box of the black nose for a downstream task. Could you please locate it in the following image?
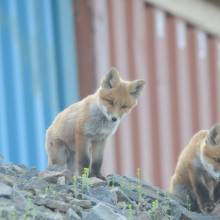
[112,117,117,122]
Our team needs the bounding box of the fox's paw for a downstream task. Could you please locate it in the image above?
[95,174,107,181]
[203,201,216,213]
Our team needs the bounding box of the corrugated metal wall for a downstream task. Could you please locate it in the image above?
[0,0,79,170]
[74,0,220,190]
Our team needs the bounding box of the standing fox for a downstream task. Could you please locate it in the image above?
[170,124,220,213]
[46,67,145,180]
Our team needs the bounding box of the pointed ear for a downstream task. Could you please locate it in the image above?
[101,67,121,90]
[206,124,220,147]
[128,80,145,101]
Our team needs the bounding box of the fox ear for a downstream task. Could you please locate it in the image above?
[101,67,120,90]
[128,80,145,101]
[206,124,220,147]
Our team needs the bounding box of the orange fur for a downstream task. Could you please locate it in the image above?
[171,124,220,212]
[46,67,145,180]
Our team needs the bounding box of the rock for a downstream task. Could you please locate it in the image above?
[16,182,36,195]
[18,164,29,172]
[110,187,137,208]
[11,165,25,176]
[46,164,64,172]
[89,177,106,188]
[77,193,98,206]
[210,204,220,218]
[110,188,118,204]
[91,203,127,220]
[44,212,64,220]
[68,197,92,209]
[0,154,4,164]
[106,174,122,187]
[29,177,49,193]
[89,186,114,204]
[67,208,81,219]
[121,188,139,203]
[0,182,13,199]
[34,196,81,214]
[54,192,69,202]
[57,176,65,185]
[83,209,103,220]
[20,167,37,180]
[37,170,74,184]
[0,166,16,177]
[137,211,151,220]
[12,185,26,203]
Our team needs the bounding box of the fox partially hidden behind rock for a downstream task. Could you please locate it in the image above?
[171,124,220,213]
[46,67,145,180]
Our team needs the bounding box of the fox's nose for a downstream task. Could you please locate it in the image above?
[112,117,117,122]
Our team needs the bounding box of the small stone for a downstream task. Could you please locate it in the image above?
[12,165,25,176]
[57,176,65,185]
[121,188,139,202]
[45,212,63,220]
[68,197,92,209]
[137,211,152,220]
[0,182,13,199]
[18,164,29,172]
[90,203,127,220]
[0,166,16,177]
[37,170,74,184]
[110,189,118,204]
[16,182,36,195]
[29,177,49,193]
[0,154,4,164]
[67,208,81,219]
[110,187,137,208]
[13,184,27,203]
[89,177,106,188]
[46,164,64,172]
[83,209,102,220]
[20,167,37,180]
[89,186,114,204]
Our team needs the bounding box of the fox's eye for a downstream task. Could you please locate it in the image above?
[214,158,220,163]
[108,100,113,105]
[122,105,127,109]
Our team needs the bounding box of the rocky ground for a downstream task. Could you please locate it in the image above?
[0,154,220,220]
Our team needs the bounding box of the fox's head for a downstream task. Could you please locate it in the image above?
[97,67,145,122]
[201,124,220,180]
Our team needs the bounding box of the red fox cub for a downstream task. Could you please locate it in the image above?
[46,67,145,180]
[171,124,220,213]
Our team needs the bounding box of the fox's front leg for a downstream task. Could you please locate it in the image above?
[190,172,216,212]
[90,140,107,181]
[75,133,91,176]
[214,182,220,204]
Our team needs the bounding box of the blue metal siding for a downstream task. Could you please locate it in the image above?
[0,0,79,170]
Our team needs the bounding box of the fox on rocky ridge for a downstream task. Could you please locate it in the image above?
[171,124,220,213]
[46,67,145,180]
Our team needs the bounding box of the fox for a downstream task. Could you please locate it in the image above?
[46,67,145,180]
[170,124,220,213]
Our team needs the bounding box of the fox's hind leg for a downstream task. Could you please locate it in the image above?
[171,180,201,212]
[46,138,70,168]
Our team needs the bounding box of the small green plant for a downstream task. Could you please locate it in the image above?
[186,195,191,211]
[118,202,128,216]
[136,168,141,183]
[147,200,159,220]
[137,185,144,203]
[112,181,115,187]
[120,178,126,188]
[3,176,10,182]
[27,191,33,198]
[72,175,79,198]
[52,190,56,198]
[107,178,111,187]
[128,205,132,219]
[8,161,13,166]
[81,168,90,192]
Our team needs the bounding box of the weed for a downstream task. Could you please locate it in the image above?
[72,175,79,198]
[8,161,13,166]
[81,168,90,192]
[137,185,144,203]
[147,200,159,220]
[120,178,126,188]
[128,205,132,219]
[27,191,33,198]
[186,195,191,211]
[107,178,111,187]
[52,191,56,198]
[136,168,141,183]
[118,202,128,216]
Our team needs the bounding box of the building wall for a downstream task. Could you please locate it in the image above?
[0,0,79,170]
[74,0,220,189]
